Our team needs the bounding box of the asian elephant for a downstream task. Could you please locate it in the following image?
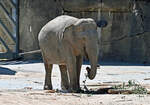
[38,15,100,92]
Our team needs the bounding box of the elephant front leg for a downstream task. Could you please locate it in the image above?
[44,63,53,90]
[59,65,69,91]
[76,55,83,90]
[67,57,79,92]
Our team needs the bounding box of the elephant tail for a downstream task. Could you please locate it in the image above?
[19,50,41,56]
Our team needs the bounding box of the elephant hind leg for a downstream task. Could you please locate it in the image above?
[59,65,69,91]
[43,57,53,90]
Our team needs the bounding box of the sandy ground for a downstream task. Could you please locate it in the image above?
[0,60,150,105]
[0,91,150,105]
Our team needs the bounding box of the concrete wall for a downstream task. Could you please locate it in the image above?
[19,0,150,63]
[19,0,61,59]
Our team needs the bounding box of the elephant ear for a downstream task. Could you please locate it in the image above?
[62,24,75,40]
[62,19,84,38]
[74,18,97,30]
[63,18,97,40]
[61,23,76,40]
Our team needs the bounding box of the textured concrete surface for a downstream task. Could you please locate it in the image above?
[18,0,150,63]
[19,0,61,59]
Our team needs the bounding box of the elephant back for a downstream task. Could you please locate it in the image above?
[39,15,78,40]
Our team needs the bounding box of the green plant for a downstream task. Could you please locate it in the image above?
[113,80,148,94]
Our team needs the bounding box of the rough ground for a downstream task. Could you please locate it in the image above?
[0,60,150,105]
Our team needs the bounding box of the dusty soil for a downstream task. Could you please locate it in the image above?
[0,90,150,105]
[0,60,150,105]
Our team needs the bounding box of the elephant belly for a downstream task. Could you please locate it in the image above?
[44,48,65,64]
[40,36,66,64]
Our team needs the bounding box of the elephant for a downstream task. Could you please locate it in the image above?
[38,15,100,92]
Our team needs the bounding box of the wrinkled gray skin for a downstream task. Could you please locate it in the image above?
[38,15,99,92]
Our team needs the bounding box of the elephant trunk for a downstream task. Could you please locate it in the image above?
[86,53,98,80]
[84,30,99,80]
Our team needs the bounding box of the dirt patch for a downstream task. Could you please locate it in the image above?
[0,91,150,105]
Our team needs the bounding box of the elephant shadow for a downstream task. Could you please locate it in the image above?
[0,67,16,75]
[81,87,113,94]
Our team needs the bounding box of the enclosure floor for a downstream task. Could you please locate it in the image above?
[0,60,150,105]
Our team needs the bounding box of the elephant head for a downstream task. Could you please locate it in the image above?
[64,18,100,80]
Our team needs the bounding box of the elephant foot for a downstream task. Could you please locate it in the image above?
[60,89,69,93]
[68,89,76,93]
[75,88,84,93]
[68,87,82,93]
[44,85,52,90]
[61,85,69,91]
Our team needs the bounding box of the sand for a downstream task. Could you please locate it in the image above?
[0,60,150,105]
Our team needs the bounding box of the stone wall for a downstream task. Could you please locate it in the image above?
[19,0,150,63]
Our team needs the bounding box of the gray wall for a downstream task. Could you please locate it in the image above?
[19,0,150,63]
[19,0,61,59]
